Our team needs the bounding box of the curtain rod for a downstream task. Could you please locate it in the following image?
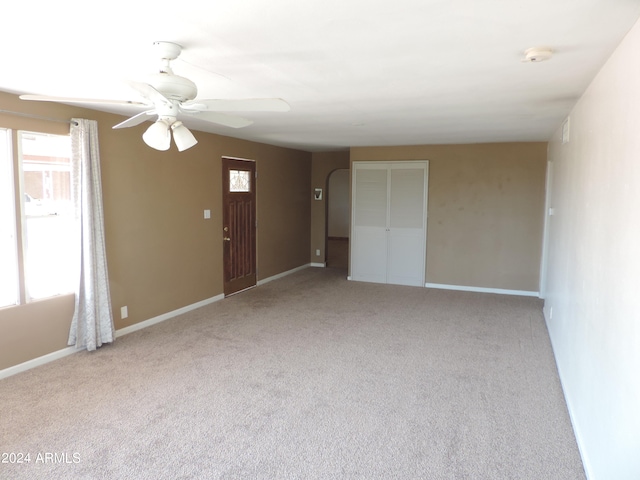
[0,109,78,126]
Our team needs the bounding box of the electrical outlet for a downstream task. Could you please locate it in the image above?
[121,306,128,319]
[316,249,321,256]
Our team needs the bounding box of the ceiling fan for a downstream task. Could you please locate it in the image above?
[20,41,290,152]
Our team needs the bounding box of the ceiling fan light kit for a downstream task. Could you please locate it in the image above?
[171,121,198,152]
[142,118,171,151]
[18,41,290,153]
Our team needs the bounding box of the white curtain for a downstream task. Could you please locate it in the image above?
[67,118,115,351]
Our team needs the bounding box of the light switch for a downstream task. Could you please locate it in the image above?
[204,209,211,219]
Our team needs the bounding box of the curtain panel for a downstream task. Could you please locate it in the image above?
[68,118,114,351]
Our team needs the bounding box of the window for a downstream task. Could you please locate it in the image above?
[19,131,75,300]
[0,129,18,308]
[229,169,251,192]
[0,129,74,308]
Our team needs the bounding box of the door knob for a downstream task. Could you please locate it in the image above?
[223,237,231,241]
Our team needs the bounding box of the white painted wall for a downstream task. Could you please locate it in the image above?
[544,18,640,480]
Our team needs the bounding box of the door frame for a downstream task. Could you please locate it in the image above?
[349,160,428,287]
[325,168,350,269]
[222,157,257,296]
[539,159,553,299]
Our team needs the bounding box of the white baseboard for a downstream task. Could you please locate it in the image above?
[2,266,316,380]
[0,346,79,380]
[310,262,326,268]
[257,263,310,286]
[347,278,538,297]
[543,312,593,480]
[0,293,225,381]
[425,282,539,297]
[115,294,225,338]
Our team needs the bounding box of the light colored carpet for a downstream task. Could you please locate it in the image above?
[0,267,585,479]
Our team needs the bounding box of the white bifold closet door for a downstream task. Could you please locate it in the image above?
[351,161,428,287]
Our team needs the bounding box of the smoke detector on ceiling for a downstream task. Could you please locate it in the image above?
[522,47,553,63]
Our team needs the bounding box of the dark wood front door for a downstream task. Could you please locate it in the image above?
[222,158,257,296]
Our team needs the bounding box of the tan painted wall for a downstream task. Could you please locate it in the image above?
[310,151,350,262]
[0,93,545,372]
[351,143,547,291]
[0,91,311,371]
[327,169,350,237]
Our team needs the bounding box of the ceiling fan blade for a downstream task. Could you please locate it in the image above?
[180,110,253,128]
[19,94,148,107]
[125,81,170,106]
[183,98,290,112]
[112,110,156,129]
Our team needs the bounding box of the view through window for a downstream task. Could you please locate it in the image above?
[229,169,251,192]
[19,131,75,300]
[0,129,18,308]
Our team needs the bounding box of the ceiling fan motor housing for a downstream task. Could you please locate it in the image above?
[147,72,198,102]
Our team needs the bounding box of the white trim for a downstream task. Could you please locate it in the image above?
[0,293,225,380]
[310,262,326,267]
[2,265,314,380]
[543,308,593,480]
[0,346,79,380]
[257,264,310,286]
[2,276,540,379]
[425,282,539,297]
[350,161,428,287]
[221,155,255,163]
[115,294,224,338]
[539,158,553,299]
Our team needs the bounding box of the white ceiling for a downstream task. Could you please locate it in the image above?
[2,0,640,152]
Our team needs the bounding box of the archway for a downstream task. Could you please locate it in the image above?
[326,168,349,269]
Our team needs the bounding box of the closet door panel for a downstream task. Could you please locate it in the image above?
[388,165,426,286]
[353,168,388,228]
[351,161,427,287]
[351,227,387,283]
[390,167,425,229]
[351,166,388,283]
[387,231,425,286]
